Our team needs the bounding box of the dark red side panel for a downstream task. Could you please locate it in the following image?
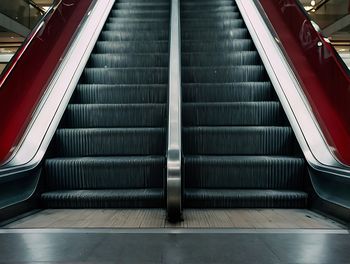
[0,0,92,163]
[259,0,350,165]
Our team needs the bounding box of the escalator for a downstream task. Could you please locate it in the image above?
[39,0,170,208]
[181,0,309,208]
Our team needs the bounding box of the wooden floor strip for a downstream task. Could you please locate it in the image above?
[3,209,346,229]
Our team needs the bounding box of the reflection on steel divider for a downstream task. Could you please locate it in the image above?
[167,0,182,222]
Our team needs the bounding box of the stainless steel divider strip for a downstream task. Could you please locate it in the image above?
[167,0,182,222]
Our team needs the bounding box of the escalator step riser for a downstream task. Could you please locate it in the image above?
[182,52,260,67]
[94,41,169,53]
[182,29,249,40]
[110,10,169,18]
[104,22,168,30]
[182,82,274,102]
[82,68,168,84]
[73,84,167,104]
[181,19,244,29]
[62,104,166,128]
[181,0,234,3]
[41,189,164,208]
[183,102,286,126]
[184,156,306,189]
[182,40,254,52]
[181,11,240,19]
[117,0,169,2]
[45,157,165,189]
[89,54,169,68]
[55,128,166,156]
[184,189,308,208]
[114,3,170,10]
[182,66,267,83]
[100,31,168,41]
[108,17,169,23]
[181,6,237,12]
[183,127,295,155]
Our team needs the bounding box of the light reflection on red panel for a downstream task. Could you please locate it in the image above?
[0,0,92,163]
[259,0,350,165]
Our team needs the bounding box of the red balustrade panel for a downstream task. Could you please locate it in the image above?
[0,0,93,163]
[259,0,350,165]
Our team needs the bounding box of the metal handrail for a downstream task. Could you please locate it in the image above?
[167,0,182,222]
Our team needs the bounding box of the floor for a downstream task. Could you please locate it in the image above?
[3,209,345,229]
[0,230,349,263]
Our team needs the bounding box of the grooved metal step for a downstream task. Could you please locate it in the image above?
[184,156,306,189]
[185,189,308,208]
[41,189,164,208]
[62,104,166,128]
[183,102,286,126]
[44,156,165,190]
[73,84,167,104]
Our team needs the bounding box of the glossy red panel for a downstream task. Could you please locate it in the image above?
[259,0,350,165]
[0,0,93,163]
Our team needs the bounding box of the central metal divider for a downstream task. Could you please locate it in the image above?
[167,0,182,222]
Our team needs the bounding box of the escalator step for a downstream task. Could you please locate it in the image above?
[185,189,308,208]
[182,40,254,52]
[100,30,169,41]
[115,3,170,10]
[183,102,286,126]
[182,66,267,83]
[45,156,165,189]
[41,189,164,208]
[184,156,306,189]
[82,68,168,84]
[181,11,240,19]
[182,51,260,66]
[73,84,167,104]
[62,104,166,128]
[89,54,169,68]
[183,127,295,155]
[117,0,169,2]
[182,82,274,102]
[182,29,249,40]
[111,10,169,18]
[181,5,237,12]
[104,22,168,30]
[94,41,168,53]
[108,17,169,23]
[181,19,244,29]
[54,128,165,156]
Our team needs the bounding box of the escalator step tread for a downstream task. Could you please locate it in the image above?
[104,22,168,30]
[182,39,254,52]
[94,41,169,53]
[182,51,260,66]
[82,68,168,84]
[62,104,166,128]
[181,11,240,19]
[181,19,244,29]
[100,31,169,41]
[185,189,308,208]
[45,156,165,189]
[182,65,268,83]
[89,53,169,67]
[182,29,249,40]
[182,82,274,102]
[73,84,167,104]
[55,128,166,156]
[184,155,306,189]
[183,126,295,155]
[183,102,286,126]
[41,189,164,208]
